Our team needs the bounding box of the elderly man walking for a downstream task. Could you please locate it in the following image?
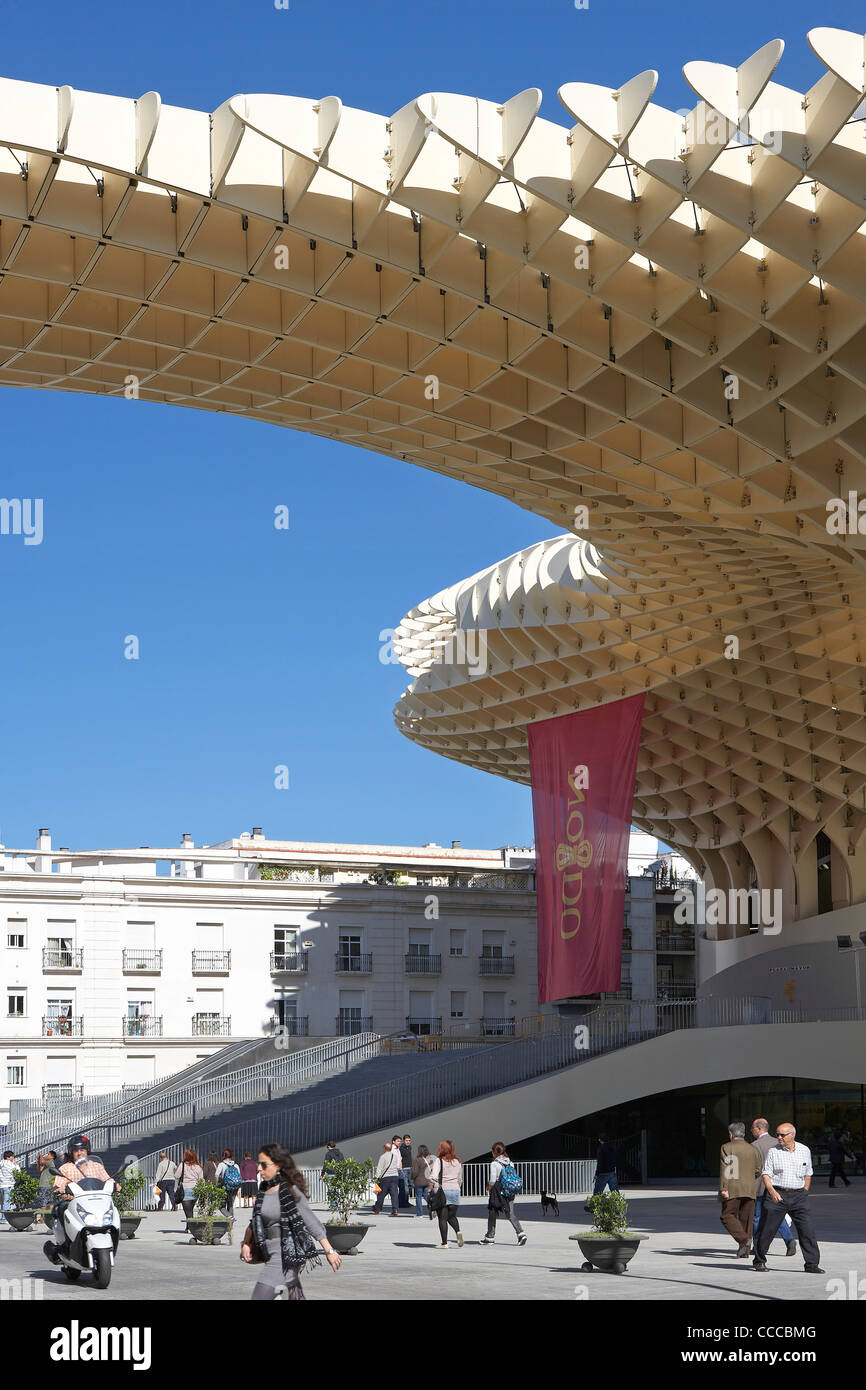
[753,1122,823,1273]
[719,1122,762,1257]
[751,1118,797,1257]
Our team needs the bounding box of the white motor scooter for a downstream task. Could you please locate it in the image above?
[44,1167,120,1288]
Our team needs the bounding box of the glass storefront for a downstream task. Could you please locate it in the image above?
[508,1078,865,1180]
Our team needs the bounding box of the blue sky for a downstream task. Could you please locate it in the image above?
[0,0,858,852]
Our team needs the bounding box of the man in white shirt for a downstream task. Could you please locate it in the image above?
[0,1150,20,1223]
[753,1122,823,1273]
[371,1137,403,1217]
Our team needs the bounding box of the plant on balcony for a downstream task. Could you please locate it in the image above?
[570,1190,647,1274]
[258,864,293,880]
[321,1158,374,1253]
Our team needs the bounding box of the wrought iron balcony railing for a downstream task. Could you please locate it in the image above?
[334,953,372,973]
[42,1016,83,1036]
[42,948,82,970]
[404,953,441,974]
[478,955,515,975]
[192,950,231,973]
[192,1014,232,1036]
[123,1016,163,1037]
[270,950,309,973]
[122,949,163,971]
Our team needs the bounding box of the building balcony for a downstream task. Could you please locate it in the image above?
[270,950,309,974]
[334,953,372,974]
[656,981,696,1000]
[42,1084,84,1101]
[336,1015,373,1036]
[123,1016,163,1037]
[192,1014,232,1036]
[269,1015,309,1036]
[480,1016,516,1037]
[192,950,231,974]
[122,949,163,972]
[406,1016,442,1035]
[404,953,441,974]
[42,1016,83,1037]
[42,947,82,971]
[622,931,632,950]
[656,933,695,953]
[478,954,515,975]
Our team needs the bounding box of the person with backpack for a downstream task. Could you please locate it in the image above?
[216,1148,243,1218]
[481,1141,526,1246]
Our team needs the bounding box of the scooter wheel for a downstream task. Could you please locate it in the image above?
[93,1248,112,1289]
[64,1268,81,1281]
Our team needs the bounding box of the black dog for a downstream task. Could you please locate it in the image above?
[541,1190,560,1217]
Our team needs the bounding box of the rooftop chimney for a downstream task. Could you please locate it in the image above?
[182,833,194,846]
[252,826,264,839]
[451,840,461,849]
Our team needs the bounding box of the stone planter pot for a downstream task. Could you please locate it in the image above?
[119,1214,143,1239]
[186,1217,233,1245]
[570,1232,647,1274]
[3,1210,41,1231]
[325,1222,369,1255]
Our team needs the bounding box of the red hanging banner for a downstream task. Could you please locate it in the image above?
[527,694,645,1003]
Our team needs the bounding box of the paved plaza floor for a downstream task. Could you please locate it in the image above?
[1,1184,862,1301]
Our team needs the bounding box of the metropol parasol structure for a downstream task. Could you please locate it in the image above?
[2,30,866,931]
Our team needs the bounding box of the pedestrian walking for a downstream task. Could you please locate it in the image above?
[320,1140,345,1179]
[155,1152,176,1210]
[750,1118,797,1256]
[371,1136,403,1215]
[203,1150,220,1184]
[240,1144,342,1300]
[753,1123,823,1273]
[411,1145,433,1217]
[481,1142,527,1246]
[399,1134,413,1208]
[718,1122,762,1257]
[239,1152,259,1207]
[37,1151,58,1201]
[828,1130,853,1187]
[585,1133,620,1210]
[428,1140,463,1249]
[216,1149,243,1218]
[0,1150,20,1223]
[175,1149,204,1225]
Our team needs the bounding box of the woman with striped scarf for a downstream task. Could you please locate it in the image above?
[241,1144,342,1300]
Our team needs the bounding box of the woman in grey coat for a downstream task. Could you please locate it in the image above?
[240,1144,342,1300]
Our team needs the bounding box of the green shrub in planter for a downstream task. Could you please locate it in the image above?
[113,1170,146,1215]
[578,1190,642,1238]
[192,1179,229,1217]
[10,1169,40,1211]
[322,1157,374,1225]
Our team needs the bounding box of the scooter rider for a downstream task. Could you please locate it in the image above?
[51,1135,118,1258]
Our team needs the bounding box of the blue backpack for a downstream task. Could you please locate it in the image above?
[221,1161,242,1194]
[498,1161,523,1199]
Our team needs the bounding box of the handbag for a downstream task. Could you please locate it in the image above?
[175,1164,185,1205]
[427,1159,447,1211]
[240,1223,264,1265]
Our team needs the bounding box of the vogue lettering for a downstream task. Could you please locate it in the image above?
[558,771,594,939]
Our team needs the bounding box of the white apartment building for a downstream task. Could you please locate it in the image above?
[0,828,540,1129]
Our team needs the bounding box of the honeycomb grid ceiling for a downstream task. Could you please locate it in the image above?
[2,34,866,916]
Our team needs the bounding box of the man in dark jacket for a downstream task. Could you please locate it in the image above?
[320,1141,344,1179]
[828,1131,852,1187]
[584,1134,619,1211]
[399,1135,413,1207]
